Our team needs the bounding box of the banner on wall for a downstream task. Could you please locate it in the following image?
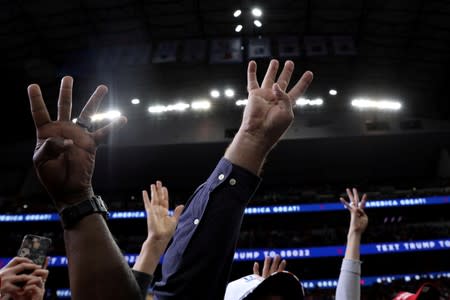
[248,37,271,58]
[278,36,301,57]
[152,40,179,63]
[210,38,243,63]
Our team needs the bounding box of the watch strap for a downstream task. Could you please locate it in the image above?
[60,196,109,229]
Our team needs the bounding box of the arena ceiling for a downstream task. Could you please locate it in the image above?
[1,0,450,184]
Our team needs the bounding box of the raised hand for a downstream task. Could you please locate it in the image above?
[144,181,184,243]
[242,60,313,149]
[253,255,286,278]
[340,188,368,236]
[27,76,127,211]
[133,181,184,275]
[226,60,313,175]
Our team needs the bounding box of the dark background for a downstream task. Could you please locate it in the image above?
[0,0,449,298]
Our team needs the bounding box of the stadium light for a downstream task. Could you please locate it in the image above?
[235,24,243,32]
[296,98,323,107]
[210,89,220,98]
[191,100,211,110]
[351,98,402,111]
[235,99,248,106]
[148,105,166,114]
[166,102,190,112]
[233,10,242,17]
[254,20,262,27]
[329,89,337,96]
[131,98,140,105]
[91,110,122,122]
[251,8,262,17]
[224,88,235,98]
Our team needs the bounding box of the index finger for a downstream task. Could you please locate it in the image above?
[28,84,51,128]
[287,71,313,101]
[5,256,33,268]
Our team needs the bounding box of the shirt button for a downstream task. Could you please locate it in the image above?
[218,174,225,180]
[193,218,200,225]
[229,178,237,186]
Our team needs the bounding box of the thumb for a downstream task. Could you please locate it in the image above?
[33,137,73,167]
[172,205,185,222]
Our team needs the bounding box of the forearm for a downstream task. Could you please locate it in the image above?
[133,239,165,276]
[64,214,141,300]
[344,232,362,261]
[224,130,271,175]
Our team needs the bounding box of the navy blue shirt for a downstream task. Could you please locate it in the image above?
[153,158,261,299]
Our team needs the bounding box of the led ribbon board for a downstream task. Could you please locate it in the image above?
[0,195,448,222]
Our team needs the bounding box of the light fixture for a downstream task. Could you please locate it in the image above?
[235,24,243,32]
[251,8,262,17]
[296,98,323,107]
[210,89,220,98]
[329,89,337,96]
[235,99,248,106]
[148,105,166,114]
[351,98,402,110]
[224,88,235,98]
[233,9,242,17]
[253,20,262,27]
[91,110,122,122]
[131,98,140,105]
[191,100,211,110]
[166,102,190,112]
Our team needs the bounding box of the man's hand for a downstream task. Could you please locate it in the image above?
[225,60,313,174]
[133,181,184,275]
[242,60,313,149]
[253,255,286,278]
[27,76,127,211]
[340,188,368,237]
[0,257,49,300]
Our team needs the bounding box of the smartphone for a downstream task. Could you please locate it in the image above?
[17,234,52,267]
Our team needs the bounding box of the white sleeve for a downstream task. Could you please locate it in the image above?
[335,259,361,300]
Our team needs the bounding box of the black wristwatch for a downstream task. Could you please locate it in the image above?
[60,195,109,229]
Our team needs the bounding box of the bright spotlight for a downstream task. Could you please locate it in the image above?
[167,102,190,112]
[351,98,402,111]
[91,110,122,122]
[191,100,211,110]
[210,89,220,98]
[252,8,262,17]
[329,89,337,96]
[235,99,248,106]
[148,105,166,114]
[296,98,323,107]
[253,20,262,27]
[72,118,77,123]
[233,9,242,17]
[131,98,140,105]
[235,24,243,32]
[224,88,235,98]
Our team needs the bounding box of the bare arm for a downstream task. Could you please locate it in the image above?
[27,77,141,300]
[336,188,368,300]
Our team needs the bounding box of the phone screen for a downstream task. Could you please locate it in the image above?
[17,234,52,267]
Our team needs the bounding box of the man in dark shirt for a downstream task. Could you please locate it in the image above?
[153,60,313,299]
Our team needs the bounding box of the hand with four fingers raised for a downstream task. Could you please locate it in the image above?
[27,76,127,211]
[340,188,368,238]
